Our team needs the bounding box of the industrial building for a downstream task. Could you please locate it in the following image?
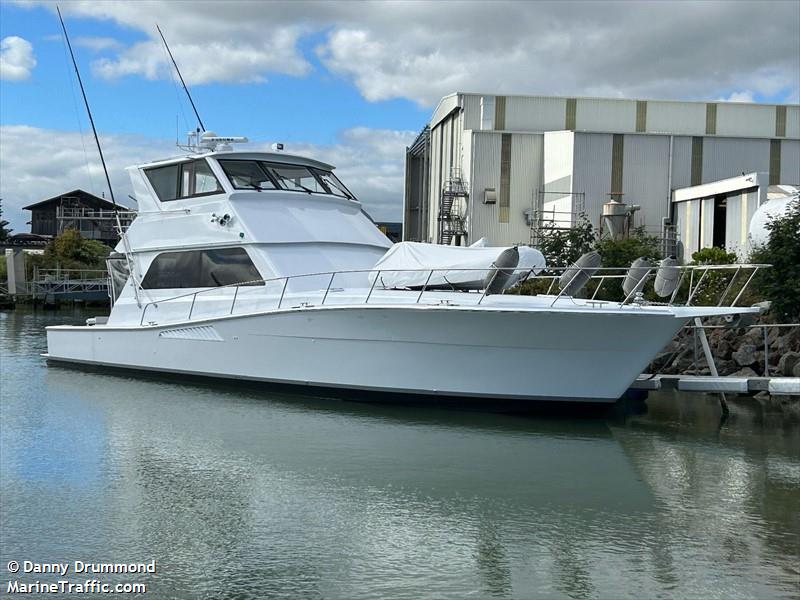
[403,93,800,260]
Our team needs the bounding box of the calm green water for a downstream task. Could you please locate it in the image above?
[1,308,798,599]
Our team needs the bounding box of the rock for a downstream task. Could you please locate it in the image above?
[774,328,800,354]
[753,352,766,374]
[794,362,800,378]
[733,344,758,367]
[767,327,781,345]
[731,366,758,378]
[715,359,736,375]
[716,340,733,360]
[778,352,800,377]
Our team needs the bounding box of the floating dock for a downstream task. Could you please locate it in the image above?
[632,375,800,395]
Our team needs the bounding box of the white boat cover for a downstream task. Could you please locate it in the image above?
[370,242,546,290]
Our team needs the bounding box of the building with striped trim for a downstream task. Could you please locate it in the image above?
[403,93,799,259]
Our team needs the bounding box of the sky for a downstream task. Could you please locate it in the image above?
[1,0,798,232]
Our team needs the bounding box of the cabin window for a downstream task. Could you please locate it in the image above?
[144,159,223,202]
[218,160,278,191]
[217,159,356,199]
[262,163,328,194]
[141,248,263,289]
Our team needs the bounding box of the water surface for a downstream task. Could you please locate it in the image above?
[1,308,798,599]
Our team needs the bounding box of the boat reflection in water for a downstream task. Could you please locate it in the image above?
[0,363,792,599]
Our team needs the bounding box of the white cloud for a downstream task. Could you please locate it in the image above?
[23,1,799,105]
[0,125,414,232]
[73,36,122,52]
[0,36,36,80]
[718,90,756,103]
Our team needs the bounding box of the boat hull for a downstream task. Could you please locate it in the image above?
[45,305,688,403]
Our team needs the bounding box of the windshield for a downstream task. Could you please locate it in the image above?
[217,159,355,199]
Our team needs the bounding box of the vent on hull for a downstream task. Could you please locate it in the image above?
[158,325,223,342]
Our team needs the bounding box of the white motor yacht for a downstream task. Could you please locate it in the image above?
[45,135,762,404]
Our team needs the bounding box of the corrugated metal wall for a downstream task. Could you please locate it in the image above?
[509,134,543,243]
[781,139,800,184]
[504,96,566,131]
[542,131,575,222]
[702,137,770,183]
[468,132,542,245]
[572,133,613,228]
[575,98,636,132]
[700,198,715,248]
[646,101,707,136]
[462,94,482,131]
[670,136,693,190]
[621,135,670,232]
[786,106,800,138]
[673,199,701,260]
[716,103,776,138]
[469,132,502,243]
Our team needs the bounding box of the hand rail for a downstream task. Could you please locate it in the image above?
[135,263,771,326]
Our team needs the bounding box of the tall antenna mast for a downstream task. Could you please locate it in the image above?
[56,5,117,208]
[157,25,205,132]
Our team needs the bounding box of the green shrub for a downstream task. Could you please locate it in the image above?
[748,200,800,320]
[28,229,110,273]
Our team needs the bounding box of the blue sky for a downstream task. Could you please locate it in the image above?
[1,1,798,230]
[0,3,428,144]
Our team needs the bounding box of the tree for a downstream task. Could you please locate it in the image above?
[749,200,800,320]
[0,199,12,243]
[594,226,662,267]
[536,215,595,268]
[29,229,110,271]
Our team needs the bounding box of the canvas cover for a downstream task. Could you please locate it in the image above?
[370,242,546,290]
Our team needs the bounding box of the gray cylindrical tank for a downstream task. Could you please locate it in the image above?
[654,256,681,297]
[483,246,520,295]
[622,257,652,296]
[559,251,602,296]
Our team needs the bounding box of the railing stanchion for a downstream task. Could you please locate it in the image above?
[365,271,381,304]
[321,272,336,306]
[732,267,759,307]
[230,286,239,315]
[591,276,606,300]
[417,270,434,304]
[717,266,741,307]
[278,277,289,309]
[686,267,709,306]
[188,292,197,320]
[763,325,769,376]
[545,275,557,295]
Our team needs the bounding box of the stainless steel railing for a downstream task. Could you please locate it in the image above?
[137,263,769,326]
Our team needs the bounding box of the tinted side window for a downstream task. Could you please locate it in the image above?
[145,160,222,202]
[145,164,179,201]
[142,248,263,289]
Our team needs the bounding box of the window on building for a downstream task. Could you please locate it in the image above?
[145,159,223,202]
[141,248,263,289]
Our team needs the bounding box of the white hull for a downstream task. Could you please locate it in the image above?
[46,304,689,403]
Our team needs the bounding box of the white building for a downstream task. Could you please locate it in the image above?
[403,93,800,260]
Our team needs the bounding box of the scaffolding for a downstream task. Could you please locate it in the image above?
[437,169,469,246]
[528,190,587,246]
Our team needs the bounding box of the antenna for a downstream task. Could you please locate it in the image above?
[57,5,117,208]
[157,25,205,132]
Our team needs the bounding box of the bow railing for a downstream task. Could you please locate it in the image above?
[137,263,769,326]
